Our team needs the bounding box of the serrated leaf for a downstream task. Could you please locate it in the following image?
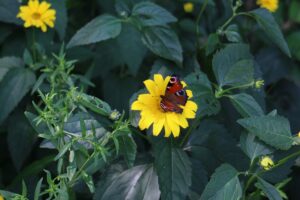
[153,138,191,200]
[200,164,242,200]
[94,164,160,200]
[205,33,219,56]
[141,26,183,64]
[250,8,291,57]
[256,177,283,200]
[132,2,177,26]
[67,15,122,48]
[0,68,36,124]
[240,133,273,162]
[238,115,293,150]
[212,43,254,87]
[228,93,264,117]
[184,71,220,117]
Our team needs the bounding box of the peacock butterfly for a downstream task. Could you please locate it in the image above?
[160,75,188,113]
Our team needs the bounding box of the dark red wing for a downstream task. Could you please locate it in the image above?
[160,75,188,113]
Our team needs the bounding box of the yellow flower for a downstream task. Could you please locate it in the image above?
[183,2,194,13]
[131,74,198,137]
[254,79,264,89]
[0,195,4,200]
[256,0,278,12]
[260,156,274,170]
[17,0,56,32]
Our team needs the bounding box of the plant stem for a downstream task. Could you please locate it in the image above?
[196,0,209,48]
[69,151,96,187]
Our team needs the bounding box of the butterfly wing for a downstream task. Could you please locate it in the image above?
[160,75,188,113]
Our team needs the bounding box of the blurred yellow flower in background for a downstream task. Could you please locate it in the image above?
[260,156,274,170]
[131,74,197,138]
[17,0,56,32]
[257,0,278,12]
[183,2,194,13]
[0,195,4,200]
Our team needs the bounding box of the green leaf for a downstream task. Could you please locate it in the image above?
[119,136,137,168]
[141,26,183,64]
[240,133,273,163]
[94,164,160,200]
[67,15,122,48]
[54,143,72,160]
[34,178,43,200]
[63,112,109,147]
[228,93,264,117]
[212,43,254,87]
[0,56,23,81]
[256,177,283,200]
[0,68,36,124]
[250,8,291,57]
[49,0,67,40]
[289,0,300,23]
[7,111,37,170]
[153,138,191,200]
[132,2,177,26]
[238,115,293,150]
[287,31,300,61]
[224,24,242,43]
[116,24,147,75]
[205,33,219,55]
[184,71,220,117]
[200,164,242,200]
[76,92,112,116]
[0,0,21,25]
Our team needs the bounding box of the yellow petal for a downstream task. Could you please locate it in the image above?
[186,90,193,99]
[38,2,50,13]
[131,101,144,110]
[29,0,39,12]
[182,108,196,119]
[41,24,47,32]
[154,74,165,95]
[139,116,154,130]
[185,101,198,112]
[144,79,157,95]
[164,122,172,137]
[153,118,165,136]
[166,114,180,137]
[181,81,187,88]
[177,115,189,128]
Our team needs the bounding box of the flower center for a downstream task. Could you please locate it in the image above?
[31,12,41,20]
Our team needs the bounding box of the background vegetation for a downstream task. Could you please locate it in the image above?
[0,0,300,199]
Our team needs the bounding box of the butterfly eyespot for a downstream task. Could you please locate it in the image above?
[170,77,176,83]
[176,90,185,96]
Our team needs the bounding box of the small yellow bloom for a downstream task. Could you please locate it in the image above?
[260,156,274,170]
[298,131,300,138]
[183,2,194,13]
[256,0,278,12]
[254,79,264,89]
[131,74,198,137]
[17,0,56,32]
[0,195,4,200]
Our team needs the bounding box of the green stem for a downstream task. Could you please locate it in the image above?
[196,0,209,48]
[242,150,300,199]
[32,28,37,63]
[68,151,96,187]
